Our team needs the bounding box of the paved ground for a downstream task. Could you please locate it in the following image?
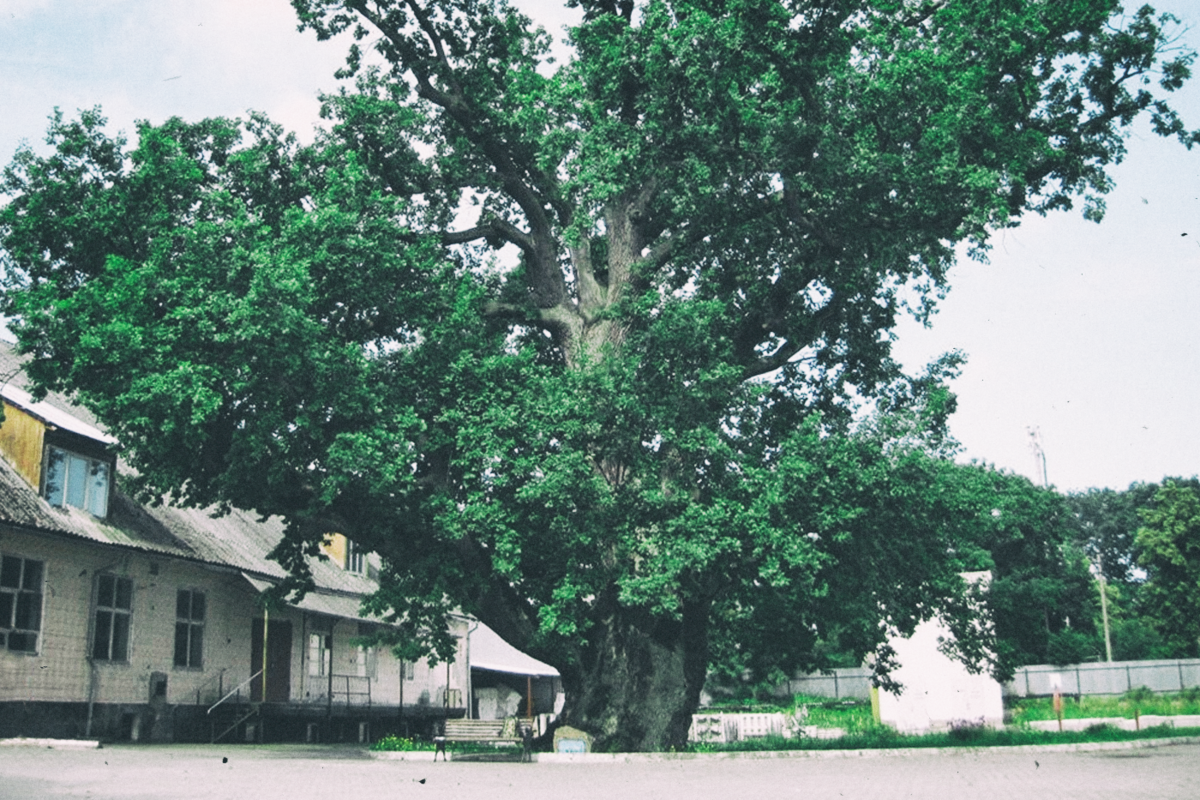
[1,741,1197,799]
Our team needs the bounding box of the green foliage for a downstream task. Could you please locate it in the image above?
[1066,484,1160,588]
[930,465,1103,671]
[801,700,879,735]
[1045,628,1099,667]
[1063,478,1200,661]
[370,735,433,752]
[689,722,1200,753]
[1136,481,1200,657]
[3,0,1195,751]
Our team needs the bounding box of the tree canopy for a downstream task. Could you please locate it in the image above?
[1136,481,1200,657]
[2,0,1196,750]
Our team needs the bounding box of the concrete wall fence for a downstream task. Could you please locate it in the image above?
[776,659,1200,701]
[1007,659,1200,698]
[776,669,873,700]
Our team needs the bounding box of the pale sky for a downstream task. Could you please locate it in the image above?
[1,0,1198,494]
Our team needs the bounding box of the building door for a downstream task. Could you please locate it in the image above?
[250,619,292,702]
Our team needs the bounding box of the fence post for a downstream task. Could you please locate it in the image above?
[833,672,839,699]
[1075,666,1082,699]
[1126,665,1132,692]
[1180,662,1186,692]
[1024,668,1030,697]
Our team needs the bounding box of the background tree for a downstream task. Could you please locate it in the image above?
[929,465,1100,669]
[1065,478,1200,660]
[1135,480,1200,658]
[1067,485,1159,587]
[2,1,1196,750]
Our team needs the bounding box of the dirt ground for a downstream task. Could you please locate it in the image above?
[1,741,1197,799]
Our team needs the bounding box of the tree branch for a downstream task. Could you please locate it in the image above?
[347,0,569,309]
[443,216,534,253]
[741,339,807,380]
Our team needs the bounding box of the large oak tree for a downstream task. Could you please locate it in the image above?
[2,0,1195,750]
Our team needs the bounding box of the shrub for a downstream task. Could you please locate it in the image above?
[946,720,989,743]
[370,735,431,752]
[1124,686,1155,705]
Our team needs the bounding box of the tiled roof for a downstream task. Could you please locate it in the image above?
[0,340,376,607]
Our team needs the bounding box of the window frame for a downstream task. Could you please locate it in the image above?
[44,444,112,518]
[92,573,133,663]
[307,632,332,677]
[173,588,205,670]
[0,553,44,654]
[354,623,377,679]
[345,539,365,574]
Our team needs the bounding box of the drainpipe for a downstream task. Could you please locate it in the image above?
[398,659,405,733]
[85,658,97,738]
[83,566,115,738]
[466,619,479,719]
[261,607,269,702]
[327,619,337,727]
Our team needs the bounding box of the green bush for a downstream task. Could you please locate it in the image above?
[370,735,433,752]
[946,722,990,743]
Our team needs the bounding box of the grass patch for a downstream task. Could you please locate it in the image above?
[794,696,876,733]
[1008,688,1200,724]
[370,735,523,756]
[687,724,1200,754]
[700,693,877,734]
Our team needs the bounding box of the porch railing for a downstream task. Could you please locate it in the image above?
[328,674,372,709]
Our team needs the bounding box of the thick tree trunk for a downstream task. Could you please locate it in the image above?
[557,596,711,752]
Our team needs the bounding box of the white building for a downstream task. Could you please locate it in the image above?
[876,573,1004,734]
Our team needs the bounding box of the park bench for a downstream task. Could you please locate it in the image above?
[433,717,533,762]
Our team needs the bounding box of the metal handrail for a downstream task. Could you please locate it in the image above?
[194,668,228,706]
[207,670,263,715]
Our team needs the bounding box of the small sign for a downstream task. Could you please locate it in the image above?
[552,725,593,754]
[556,738,586,753]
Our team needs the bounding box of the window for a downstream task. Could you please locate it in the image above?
[402,660,414,681]
[0,554,43,653]
[45,446,110,517]
[345,539,364,574]
[174,589,205,668]
[307,633,331,677]
[354,625,376,678]
[92,574,132,662]
[354,645,377,678]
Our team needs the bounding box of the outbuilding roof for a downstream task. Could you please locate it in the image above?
[469,622,560,677]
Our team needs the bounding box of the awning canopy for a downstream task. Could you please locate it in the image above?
[469,622,559,677]
[241,574,559,677]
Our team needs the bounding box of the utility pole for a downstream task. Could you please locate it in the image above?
[1027,427,1049,488]
[1096,554,1114,662]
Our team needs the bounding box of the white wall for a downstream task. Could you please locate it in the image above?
[876,617,1004,734]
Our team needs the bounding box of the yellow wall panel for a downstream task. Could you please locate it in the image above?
[320,533,347,568]
[0,401,45,488]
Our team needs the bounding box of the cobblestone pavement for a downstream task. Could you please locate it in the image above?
[1,741,1197,799]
